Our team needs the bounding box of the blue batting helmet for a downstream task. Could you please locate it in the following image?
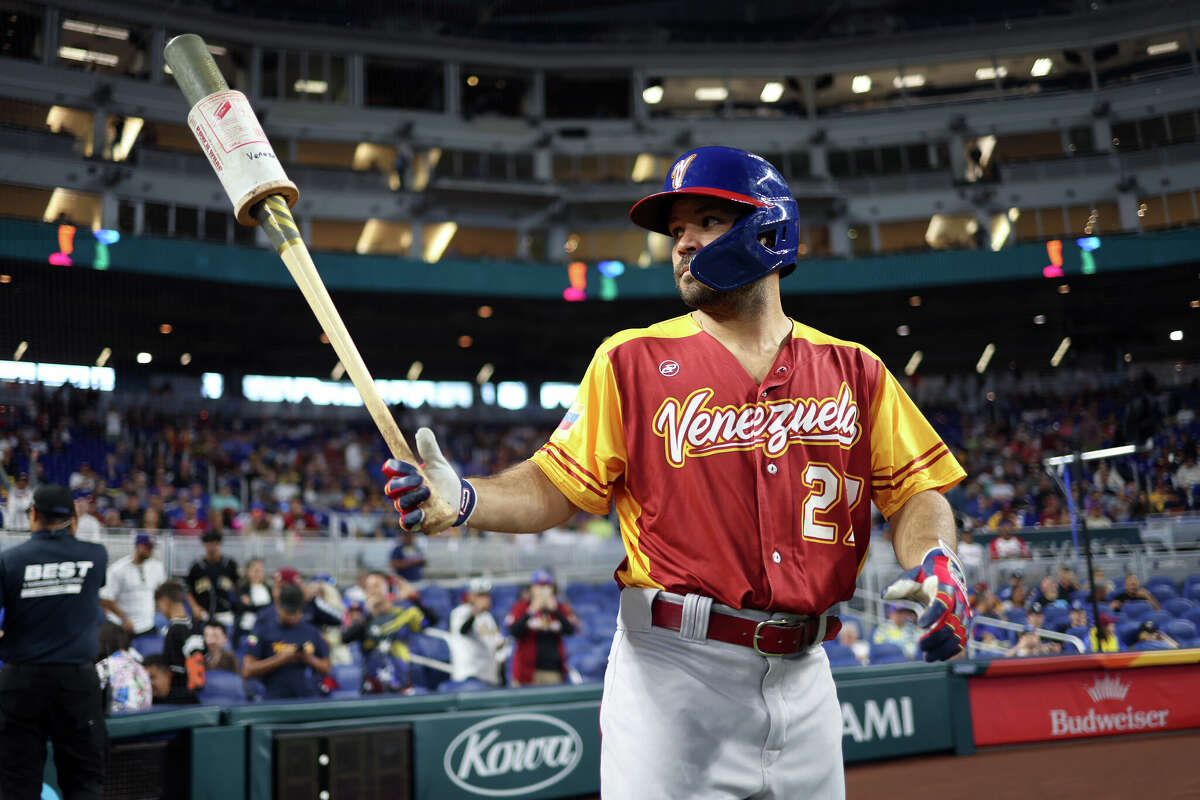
[629,146,800,291]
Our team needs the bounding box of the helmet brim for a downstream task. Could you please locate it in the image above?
[629,187,768,236]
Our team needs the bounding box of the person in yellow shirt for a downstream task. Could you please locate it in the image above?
[1088,612,1121,653]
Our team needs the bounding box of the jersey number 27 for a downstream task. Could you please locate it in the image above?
[800,463,864,545]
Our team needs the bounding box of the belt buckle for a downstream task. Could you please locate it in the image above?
[753,617,807,657]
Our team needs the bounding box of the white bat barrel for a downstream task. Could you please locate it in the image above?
[164,34,298,225]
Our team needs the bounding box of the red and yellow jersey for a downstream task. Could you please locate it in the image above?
[530,314,965,615]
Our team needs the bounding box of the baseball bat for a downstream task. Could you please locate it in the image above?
[163,34,458,532]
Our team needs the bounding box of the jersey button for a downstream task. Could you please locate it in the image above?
[772,551,782,563]
[766,463,778,475]
[760,390,768,398]
[775,366,787,374]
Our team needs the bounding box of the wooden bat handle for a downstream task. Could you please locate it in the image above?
[255,197,459,532]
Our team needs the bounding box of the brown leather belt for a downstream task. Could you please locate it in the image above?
[650,597,832,657]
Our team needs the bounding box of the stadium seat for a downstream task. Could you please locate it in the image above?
[822,642,859,668]
[573,654,608,682]
[1131,640,1174,651]
[1182,608,1200,629]
[1186,584,1200,603]
[131,634,163,658]
[198,669,246,705]
[1116,620,1141,647]
[1144,610,1173,630]
[1164,619,1198,642]
[1146,575,1178,592]
[331,663,363,698]
[436,678,491,693]
[1118,600,1153,622]
[1163,598,1195,618]
[868,643,909,664]
[1148,584,1178,603]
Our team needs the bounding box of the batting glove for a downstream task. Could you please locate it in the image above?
[882,540,972,662]
[382,428,476,533]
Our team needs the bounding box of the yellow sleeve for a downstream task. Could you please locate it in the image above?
[869,366,966,519]
[530,345,627,515]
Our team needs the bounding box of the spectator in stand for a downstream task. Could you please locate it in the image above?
[390,530,426,582]
[174,501,208,534]
[1174,450,1200,494]
[143,654,185,705]
[956,527,985,585]
[1133,619,1180,649]
[101,508,123,529]
[1008,624,1055,657]
[243,584,331,700]
[1110,573,1160,612]
[1083,491,1113,528]
[1092,460,1126,495]
[1025,602,1047,632]
[1038,494,1070,527]
[100,533,166,638]
[997,570,1024,602]
[970,590,1008,646]
[141,506,165,532]
[1003,583,1029,613]
[95,622,153,715]
[342,572,428,693]
[2,471,33,531]
[1031,577,1068,611]
[1089,613,1120,653]
[448,578,508,686]
[152,581,207,703]
[279,499,318,533]
[235,558,273,646]
[209,483,242,519]
[1067,600,1089,631]
[1057,566,1082,598]
[506,570,578,686]
[73,491,102,542]
[185,530,240,627]
[989,519,1031,560]
[203,621,239,672]
[118,493,143,528]
[837,620,870,666]
[237,502,274,533]
[871,604,921,660]
[68,461,98,494]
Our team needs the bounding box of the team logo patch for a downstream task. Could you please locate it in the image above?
[555,402,584,435]
[670,154,697,189]
[658,360,680,377]
[651,382,862,468]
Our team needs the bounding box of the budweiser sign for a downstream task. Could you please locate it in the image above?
[970,665,1200,747]
[652,382,861,468]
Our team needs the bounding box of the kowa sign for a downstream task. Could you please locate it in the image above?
[442,712,583,797]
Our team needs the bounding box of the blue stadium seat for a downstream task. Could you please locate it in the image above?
[822,642,859,668]
[331,663,362,698]
[198,669,246,705]
[573,654,608,682]
[1131,640,1173,651]
[437,678,491,693]
[1144,611,1173,630]
[1183,608,1200,629]
[1148,584,1178,603]
[868,643,909,664]
[1163,598,1195,618]
[1145,575,1178,592]
[1183,574,1200,594]
[1186,584,1200,603]
[1116,620,1141,647]
[1118,600,1153,622]
[1164,619,1198,642]
[131,634,163,658]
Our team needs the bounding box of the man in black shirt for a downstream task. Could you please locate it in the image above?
[0,484,109,798]
[153,581,207,704]
[185,530,239,627]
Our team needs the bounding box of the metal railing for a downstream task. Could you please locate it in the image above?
[966,614,1086,657]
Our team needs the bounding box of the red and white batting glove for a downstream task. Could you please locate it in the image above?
[882,540,971,661]
[382,428,476,533]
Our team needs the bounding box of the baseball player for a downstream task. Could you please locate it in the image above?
[384,146,971,798]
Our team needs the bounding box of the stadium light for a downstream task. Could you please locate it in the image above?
[406,361,423,381]
[975,343,995,374]
[642,84,664,104]
[136,352,152,364]
[903,350,922,376]
[892,74,925,89]
[1050,337,1071,367]
[476,363,494,384]
[975,66,1008,80]
[694,86,729,102]
[760,82,784,103]
[61,19,130,39]
[13,341,28,361]
[1147,41,1179,56]
[57,46,119,67]
[95,347,111,368]
[1044,445,1136,467]
[1031,57,1053,77]
[851,75,872,94]
[1170,329,1184,341]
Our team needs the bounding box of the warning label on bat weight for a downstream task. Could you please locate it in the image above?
[189,90,268,154]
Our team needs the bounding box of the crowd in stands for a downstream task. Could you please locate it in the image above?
[88,523,596,714]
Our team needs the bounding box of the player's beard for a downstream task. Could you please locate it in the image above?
[674,254,767,317]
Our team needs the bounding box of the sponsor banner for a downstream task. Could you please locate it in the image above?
[970,664,1200,746]
[413,702,600,800]
[838,671,955,763]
